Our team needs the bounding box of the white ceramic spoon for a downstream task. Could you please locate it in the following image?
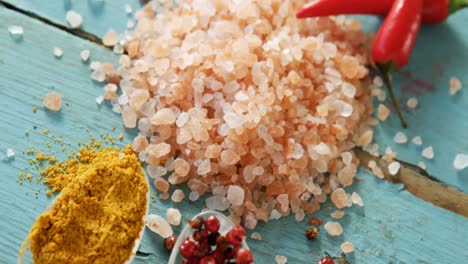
[168,211,249,264]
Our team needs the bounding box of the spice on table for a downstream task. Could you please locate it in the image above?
[305,227,319,240]
[164,235,178,252]
[20,145,148,264]
[43,92,62,111]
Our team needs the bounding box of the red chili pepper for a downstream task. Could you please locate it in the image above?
[297,0,468,24]
[372,0,422,128]
[296,0,394,18]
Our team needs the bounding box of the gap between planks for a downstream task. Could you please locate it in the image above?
[2,0,467,218]
[0,0,105,46]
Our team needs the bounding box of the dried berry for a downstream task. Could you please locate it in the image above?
[305,227,319,240]
[163,235,177,252]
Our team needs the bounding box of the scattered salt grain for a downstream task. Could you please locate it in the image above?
[449,77,462,95]
[124,4,132,14]
[373,76,383,87]
[422,146,434,159]
[324,221,343,236]
[393,131,408,144]
[341,241,354,253]
[388,161,400,175]
[331,210,344,219]
[368,160,384,179]
[418,161,427,170]
[453,154,468,170]
[250,232,262,240]
[205,196,230,211]
[80,50,90,62]
[8,25,23,38]
[275,255,287,264]
[412,136,422,146]
[377,104,390,121]
[144,214,173,238]
[43,92,62,111]
[269,209,281,220]
[166,208,182,226]
[53,47,63,58]
[351,192,364,206]
[6,149,15,158]
[227,185,244,206]
[171,189,185,203]
[66,10,83,28]
[103,29,119,47]
[341,151,353,165]
[407,97,418,109]
[331,188,349,209]
[189,192,200,201]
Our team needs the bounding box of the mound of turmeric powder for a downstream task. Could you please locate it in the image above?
[24,145,148,264]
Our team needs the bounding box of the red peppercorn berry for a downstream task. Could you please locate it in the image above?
[180,239,196,259]
[193,229,209,242]
[188,216,204,230]
[163,235,177,252]
[226,225,245,247]
[204,215,221,233]
[236,248,254,264]
[317,256,335,264]
[200,256,217,264]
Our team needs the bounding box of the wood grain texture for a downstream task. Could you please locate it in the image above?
[2,0,141,39]
[0,4,468,264]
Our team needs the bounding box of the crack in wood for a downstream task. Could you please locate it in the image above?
[0,0,106,47]
[355,148,468,217]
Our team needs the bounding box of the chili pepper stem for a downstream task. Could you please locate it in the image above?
[449,0,468,14]
[379,67,408,128]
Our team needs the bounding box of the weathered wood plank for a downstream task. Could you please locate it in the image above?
[0,4,467,264]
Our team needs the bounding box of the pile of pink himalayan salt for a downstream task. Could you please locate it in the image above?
[92,0,374,229]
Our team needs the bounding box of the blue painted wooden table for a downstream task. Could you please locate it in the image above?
[0,1,467,263]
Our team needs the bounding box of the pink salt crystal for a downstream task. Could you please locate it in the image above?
[152,108,176,125]
[422,146,434,159]
[250,232,262,240]
[393,131,408,144]
[66,10,83,28]
[407,97,418,109]
[449,77,462,95]
[341,241,354,253]
[242,211,258,230]
[121,106,137,128]
[147,143,171,158]
[130,89,150,111]
[171,189,185,202]
[43,92,62,111]
[243,165,256,183]
[341,151,353,165]
[160,193,170,200]
[103,29,119,47]
[147,165,167,179]
[277,194,289,212]
[330,188,348,209]
[144,214,173,238]
[197,159,211,175]
[80,50,90,62]
[388,161,401,175]
[453,154,468,170]
[205,144,222,159]
[412,136,423,146]
[220,149,240,165]
[227,185,244,206]
[295,209,305,222]
[418,161,427,170]
[174,158,190,177]
[377,104,390,121]
[176,112,189,127]
[166,208,182,226]
[132,135,148,152]
[154,178,170,193]
[324,221,343,236]
[331,210,344,219]
[357,129,373,146]
[275,255,288,264]
[53,47,63,58]
[341,82,356,98]
[351,192,364,206]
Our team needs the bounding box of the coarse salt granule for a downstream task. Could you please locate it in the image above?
[166,208,182,226]
[388,161,401,175]
[351,192,364,206]
[144,214,173,238]
[8,25,23,38]
[331,210,344,219]
[418,161,427,170]
[377,104,390,121]
[124,4,132,14]
[6,148,15,158]
[53,47,63,58]
[250,232,262,240]
[422,146,434,159]
[449,77,462,95]
[324,221,343,236]
[407,97,418,109]
[96,0,374,224]
[275,255,288,264]
[43,92,62,111]
[66,10,83,28]
[412,136,422,146]
[103,29,119,47]
[393,131,408,144]
[453,154,468,170]
[341,241,354,253]
[80,50,90,62]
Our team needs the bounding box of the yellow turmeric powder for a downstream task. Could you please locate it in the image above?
[22,145,148,264]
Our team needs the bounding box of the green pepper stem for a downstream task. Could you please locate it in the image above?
[381,70,407,128]
[449,0,468,14]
